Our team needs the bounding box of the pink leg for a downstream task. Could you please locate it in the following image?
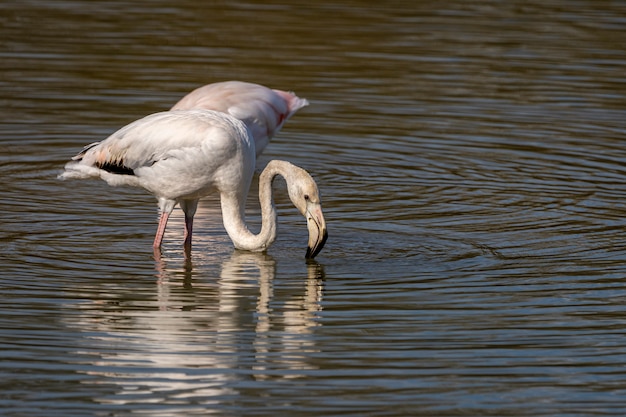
[153,211,170,249]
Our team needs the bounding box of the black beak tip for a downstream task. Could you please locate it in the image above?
[305,231,328,259]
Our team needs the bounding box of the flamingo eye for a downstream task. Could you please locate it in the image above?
[304,194,310,201]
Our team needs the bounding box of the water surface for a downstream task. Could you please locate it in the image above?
[2,0,626,415]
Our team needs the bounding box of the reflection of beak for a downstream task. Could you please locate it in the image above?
[305,201,328,259]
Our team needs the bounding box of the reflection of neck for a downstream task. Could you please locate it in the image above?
[220,160,295,252]
[219,251,276,318]
[220,251,277,281]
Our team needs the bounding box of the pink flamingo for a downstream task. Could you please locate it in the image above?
[59,110,328,258]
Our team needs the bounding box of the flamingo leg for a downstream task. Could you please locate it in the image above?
[180,199,199,250]
[153,211,170,249]
[183,213,193,249]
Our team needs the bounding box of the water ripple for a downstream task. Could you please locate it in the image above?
[2,0,626,415]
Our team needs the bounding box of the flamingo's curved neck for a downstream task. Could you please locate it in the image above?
[220,161,290,252]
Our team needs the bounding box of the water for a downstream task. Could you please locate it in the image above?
[2,0,626,415]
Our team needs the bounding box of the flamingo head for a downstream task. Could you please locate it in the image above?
[285,165,328,259]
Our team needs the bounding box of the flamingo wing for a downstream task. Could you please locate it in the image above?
[172,81,308,156]
[61,110,255,198]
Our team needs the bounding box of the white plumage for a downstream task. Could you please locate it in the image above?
[60,109,327,258]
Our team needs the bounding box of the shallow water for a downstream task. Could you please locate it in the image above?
[2,0,626,415]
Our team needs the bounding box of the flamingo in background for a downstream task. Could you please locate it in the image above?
[59,110,328,258]
[171,81,309,157]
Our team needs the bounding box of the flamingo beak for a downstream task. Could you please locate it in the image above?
[305,201,328,259]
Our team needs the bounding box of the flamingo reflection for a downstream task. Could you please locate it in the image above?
[69,247,325,408]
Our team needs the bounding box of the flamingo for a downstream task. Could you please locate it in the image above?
[171,81,309,157]
[59,109,328,258]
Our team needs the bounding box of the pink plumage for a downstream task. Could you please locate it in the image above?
[172,81,309,157]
